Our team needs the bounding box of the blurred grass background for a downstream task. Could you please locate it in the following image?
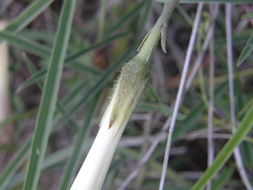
[0,0,252,189]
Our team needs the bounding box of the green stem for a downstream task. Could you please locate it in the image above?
[158,0,179,52]
[137,0,179,60]
[191,105,253,190]
[158,0,179,27]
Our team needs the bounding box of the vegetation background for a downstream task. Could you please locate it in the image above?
[0,0,252,189]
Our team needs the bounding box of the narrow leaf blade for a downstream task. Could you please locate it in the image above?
[23,0,77,189]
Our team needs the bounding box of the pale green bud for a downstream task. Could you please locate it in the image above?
[106,56,149,131]
[104,24,161,132]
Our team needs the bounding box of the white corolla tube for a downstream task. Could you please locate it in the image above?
[70,56,149,190]
[70,45,154,188]
[70,1,178,187]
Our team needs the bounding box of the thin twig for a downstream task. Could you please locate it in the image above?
[226,4,253,190]
[119,118,171,190]
[206,5,216,190]
[186,132,238,141]
[159,3,204,190]
[185,5,220,90]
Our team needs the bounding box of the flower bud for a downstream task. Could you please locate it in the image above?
[71,22,161,190]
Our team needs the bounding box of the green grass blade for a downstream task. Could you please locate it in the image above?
[0,109,37,130]
[241,141,253,167]
[5,0,54,32]
[2,147,70,190]
[0,31,50,57]
[106,2,144,35]
[62,82,89,106]
[0,140,30,190]
[191,105,253,190]
[21,30,54,42]
[16,69,45,93]
[212,167,235,190]
[0,31,126,60]
[69,62,101,75]
[3,140,89,190]
[16,32,128,92]
[173,83,226,140]
[23,0,77,189]
[23,54,80,131]
[59,94,100,190]
[237,32,253,66]
[0,64,88,190]
[0,79,88,190]
[65,32,129,63]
